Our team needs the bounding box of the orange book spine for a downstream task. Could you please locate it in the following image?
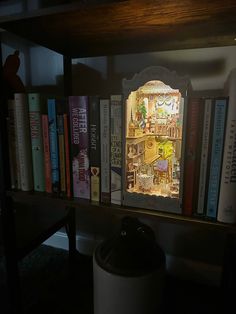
[63,113,71,198]
[42,114,52,193]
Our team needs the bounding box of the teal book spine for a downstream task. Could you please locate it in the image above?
[28,93,45,192]
[206,98,228,219]
[48,98,60,193]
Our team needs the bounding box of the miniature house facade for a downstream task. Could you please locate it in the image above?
[122,66,190,213]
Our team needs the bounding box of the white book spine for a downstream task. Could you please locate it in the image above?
[14,93,33,191]
[217,69,236,223]
[197,99,212,214]
[100,99,110,203]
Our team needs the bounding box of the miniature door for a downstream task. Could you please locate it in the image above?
[122,66,190,213]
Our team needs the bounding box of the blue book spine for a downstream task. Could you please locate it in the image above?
[206,98,227,219]
[48,98,60,193]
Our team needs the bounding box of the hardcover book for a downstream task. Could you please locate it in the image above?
[205,98,227,219]
[182,97,203,216]
[48,98,60,193]
[89,95,101,202]
[57,114,66,195]
[14,93,33,191]
[196,98,213,215]
[110,94,122,205]
[217,68,236,224]
[28,93,45,192]
[7,99,20,189]
[100,98,111,204]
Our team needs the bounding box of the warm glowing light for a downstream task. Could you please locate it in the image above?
[125,80,183,198]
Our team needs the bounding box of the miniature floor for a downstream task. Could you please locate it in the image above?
[0,244,228,314]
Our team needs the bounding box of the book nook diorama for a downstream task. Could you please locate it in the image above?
[122,67,190,213]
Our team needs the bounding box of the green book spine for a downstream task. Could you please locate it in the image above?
[28,93,45,192]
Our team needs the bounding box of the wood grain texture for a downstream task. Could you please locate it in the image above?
[7,190,236,233]
[0,0,236,57]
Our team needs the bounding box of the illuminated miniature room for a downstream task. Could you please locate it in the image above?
[123,67,190,213]
[126,80,183,197]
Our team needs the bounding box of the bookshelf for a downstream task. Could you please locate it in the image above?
[7,189,236,233]
[0,1,236,57]
[0,0,236,312]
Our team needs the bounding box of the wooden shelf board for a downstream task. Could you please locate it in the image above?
[0,0,236,57]
[7,190,236,233]
[1,198,70,260]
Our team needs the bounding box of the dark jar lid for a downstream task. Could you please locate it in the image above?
[95,216,166,277]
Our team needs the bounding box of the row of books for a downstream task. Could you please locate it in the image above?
[183,68,236,224]
[6,67,236,224]
[183,97,228,221]
[7,93,123,205]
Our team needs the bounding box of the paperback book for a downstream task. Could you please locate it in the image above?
[7,99,20,189]
[110,94,122,205]
[28,93,45,192]
[14,93,33,191]
[42,114,52,193]
[217,69,236,224]
[89,95,101,202]
[48,98,60,193]
[100,98,110,204]
[69,96,90,199]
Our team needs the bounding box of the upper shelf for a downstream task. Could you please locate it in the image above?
[0,0,236,58]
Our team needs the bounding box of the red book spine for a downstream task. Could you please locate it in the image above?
[182,97,202,216]
[63,113,71,198]
[42,114,52,193]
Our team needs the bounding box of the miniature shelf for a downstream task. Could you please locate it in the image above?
[0,0,236,57]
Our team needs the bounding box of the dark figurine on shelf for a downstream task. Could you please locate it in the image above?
[2,50,25,99]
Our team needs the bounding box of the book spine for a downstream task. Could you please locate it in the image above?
[217,69,236,223]
[110,94,122,205]
[47,98,60,193]
[206,98,227,219]
[77,96,90,199]
[69,96,80,198]
[63,113,71,198]
[57,114,66,195]
[7,99,20,189]
[100,99,110,204]
[89,95,100,202]
[28,93,45,192]
[42,114,52,193]
[14,93,33,191]
[196,99,213,215]
[182,97,202,216]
